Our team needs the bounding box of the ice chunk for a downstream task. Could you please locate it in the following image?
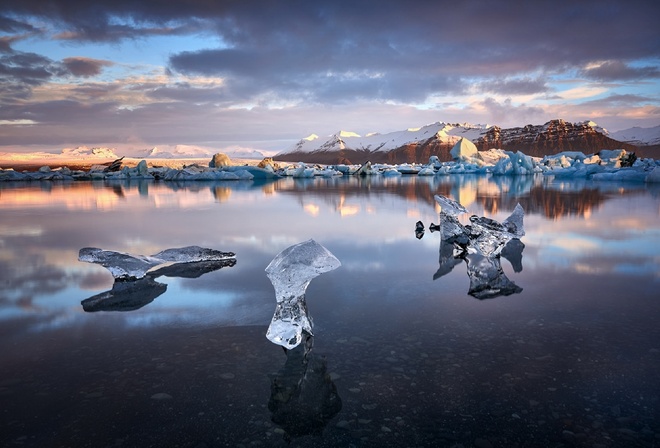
[433,195,470,241]
[502,203,525,238]
[79,246,235,280]
[464,203,525,256]
[434,194,469,216]
[467,216,517,257]
[265,239,341,349]
[450,137,479,161]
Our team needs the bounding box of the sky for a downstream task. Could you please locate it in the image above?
[1,0,659,156]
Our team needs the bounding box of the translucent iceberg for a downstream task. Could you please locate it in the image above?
[265,239,341,349]
[79,246,236,280]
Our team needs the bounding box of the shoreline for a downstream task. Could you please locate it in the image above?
[0,156,271,172]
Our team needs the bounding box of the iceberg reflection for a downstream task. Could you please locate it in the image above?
[268,333,342,441]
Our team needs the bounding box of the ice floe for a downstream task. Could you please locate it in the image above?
[2,148,658,182]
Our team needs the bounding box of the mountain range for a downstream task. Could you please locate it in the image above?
[277,119,660,165]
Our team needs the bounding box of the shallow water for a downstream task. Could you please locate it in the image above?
[1,175,659,447]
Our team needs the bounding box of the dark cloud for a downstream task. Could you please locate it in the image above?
[580,60,660,81]
[0,51,68,102]
[0,15,38,33]
[62,57,113,77]
[5,1,660,78]
[579,93,658,107]
[1,0,659,148]
[0,36,18,53]
[477,78,549,95]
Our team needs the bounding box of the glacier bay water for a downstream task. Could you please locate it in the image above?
[0,175,659,447]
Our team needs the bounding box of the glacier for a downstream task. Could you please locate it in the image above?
[265,239,341,349]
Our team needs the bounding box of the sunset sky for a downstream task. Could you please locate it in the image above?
[1,0,659,155]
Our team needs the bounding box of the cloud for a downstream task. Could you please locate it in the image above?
[479,97,545,124]
[0,14,38,34]
[0,51,68,102]
[580,60,660,81]
[62,57,113,77]
[1,0,659,149]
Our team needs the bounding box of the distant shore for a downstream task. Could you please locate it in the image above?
[0,156,271,172]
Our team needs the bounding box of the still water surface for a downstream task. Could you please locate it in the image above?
[1,175,659,447]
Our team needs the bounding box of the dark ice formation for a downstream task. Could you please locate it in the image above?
[79,246,236,281]
[427,194,525,299]
[415,221,425,239]
[465,252,523,299]
[80,258,236,312]
[81,276,167,312]
[265,239,341,349]
[268,333,342,441]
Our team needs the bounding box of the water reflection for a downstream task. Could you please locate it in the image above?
[0,175,658,447]
[81,259,236,312]
[268,334,342,441]
[2,174,653,220]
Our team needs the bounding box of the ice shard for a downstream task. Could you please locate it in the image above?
[502,203,525,238]
[79,246,235,280]
[433,195,470,241]
[466,203,526,256]
[265,239,341,349]
[434,194,469,216]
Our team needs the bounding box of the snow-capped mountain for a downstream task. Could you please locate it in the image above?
[60,146,120,159]
[133,145,264,160]
[277,119,646,164]
[136,145,214,159]
[610,125,660,147]
[288,122,486,154]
